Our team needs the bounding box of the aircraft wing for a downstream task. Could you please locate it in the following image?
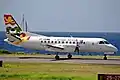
[46,44,64,50]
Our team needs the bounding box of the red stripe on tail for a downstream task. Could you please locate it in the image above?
[4,14,16,25]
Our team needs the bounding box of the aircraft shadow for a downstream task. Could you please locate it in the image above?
[18,57,53,59]
[51,58,120,61]
[18,57,120,61]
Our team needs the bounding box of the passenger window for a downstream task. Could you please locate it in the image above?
[66,41,68,44]
[41,41,43,43]
[69,41,71,44]
[44,41,46,43]
[58,41,60,44]
[48,41,50,43]
[73,42,75,44]
[55,41,57,43]
[62,41,64,44]
[51,41,53,43]
[99,41,104,44]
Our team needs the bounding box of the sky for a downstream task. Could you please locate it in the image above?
[0,0,120,32]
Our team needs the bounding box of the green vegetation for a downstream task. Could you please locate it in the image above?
[0,49,120,80]
[0,62,120,80]
[0,49,12,54]
[0,49,43,55]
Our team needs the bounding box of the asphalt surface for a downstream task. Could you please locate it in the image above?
[0,56,120,65]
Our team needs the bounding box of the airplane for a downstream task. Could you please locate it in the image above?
[3,14,118,60]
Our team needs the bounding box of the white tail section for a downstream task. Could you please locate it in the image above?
[4,14,30,45]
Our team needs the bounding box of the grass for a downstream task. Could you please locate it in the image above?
[0,62,120,80]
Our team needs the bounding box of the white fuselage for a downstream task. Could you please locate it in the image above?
[3,14,118,54]
[17,36,118,53]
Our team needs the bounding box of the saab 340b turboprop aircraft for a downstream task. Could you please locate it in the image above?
[3,14,118,60]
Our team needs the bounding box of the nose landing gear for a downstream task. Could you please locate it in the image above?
[103,54,107,60]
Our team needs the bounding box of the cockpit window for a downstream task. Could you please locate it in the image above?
[104,41,109,44]
[99,41,104,44]
[99,41,110,44]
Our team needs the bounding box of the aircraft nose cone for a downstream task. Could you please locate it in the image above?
[113,46,118,52]
[109,45,118,52]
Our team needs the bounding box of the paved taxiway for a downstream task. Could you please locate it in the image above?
[0,56,120,65]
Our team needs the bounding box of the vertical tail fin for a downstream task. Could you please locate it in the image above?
[4,14,30,45]
[4,14,22,34]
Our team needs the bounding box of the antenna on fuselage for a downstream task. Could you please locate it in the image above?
[70,34,73,38]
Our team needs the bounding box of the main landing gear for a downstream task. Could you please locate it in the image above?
[55,53,72,60]
[67,53,72,59]
[55,53,60,60]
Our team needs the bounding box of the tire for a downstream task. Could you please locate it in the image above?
[55,55,59,60]
[103,54,107,60]
[68,54,72,59]
[104,56,107,60]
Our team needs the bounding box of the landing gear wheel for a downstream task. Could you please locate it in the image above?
[55,55,59,60]
[103,54,107,60]
[67,53,72,59]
